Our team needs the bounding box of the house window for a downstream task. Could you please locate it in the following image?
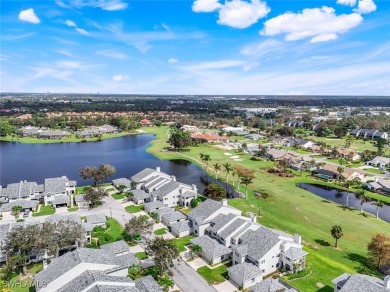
[262,269,265,273]
[261,259,265,264]
[235,252,239,257]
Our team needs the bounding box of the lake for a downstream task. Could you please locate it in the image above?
[297,183,390,223]
[0,134,237,196]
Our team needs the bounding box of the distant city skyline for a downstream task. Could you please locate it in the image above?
[1,0,389,95]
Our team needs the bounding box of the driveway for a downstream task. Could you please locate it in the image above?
[172,259,216,292]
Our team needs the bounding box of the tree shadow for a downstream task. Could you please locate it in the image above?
[315,239,331,247]
[345,253,371,273]
[317,285,334,292]
[321,200,331,203]
[358,212,370,218]
[338,205,354,211]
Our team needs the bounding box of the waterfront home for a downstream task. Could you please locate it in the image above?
[131,189,152,204]
[188,199,307,289]
[34,243,158,292]
[314,164,365,181]
[75,124,119,138]
[350,129,389,140]
[131,167,198,208]
[112,178,131,190]
[364,177,390,194]
[332,273,390,292]
[19,126,44,137]
[0,176,76,208]
[366,156,390,169]
[38,130,71,139]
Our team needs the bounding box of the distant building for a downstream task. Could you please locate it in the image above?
[284,120,304,128]
[140,119,154,127]
[366,156,390,169]
[350,129,388,140]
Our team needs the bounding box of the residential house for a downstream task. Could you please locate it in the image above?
[34,244,160,292]
[332,273,390,292]
[170,220,192,238]
[131,189,152,205]
[314,164,365,181]
[0,200,38,216]
[112,178,131,190]
[74,194,88,209]
[38,130,71,139]
[191,133,229,143]
[364,177,390,194]
[336,149,361,161]
[43,177,76,207]
[181,125,202,133]
[85,214,106,228]
[19,126,44,137]
[140,119,153,127]
[246,134,265,141]
[266,148,300,164]
[188,200,307,289]
[366,156,390,169]
[144,200,166,213]
[76,125,119,138]
[284,120,304,128]
[269,136,284,144]
[250,278,298,292]
[350,129,389,140]
[99,240,130,257]
[284,138,313,149]
[161,211,187,226]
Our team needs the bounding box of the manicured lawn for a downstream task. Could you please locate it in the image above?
[76,185,91,194]
[135,252,148,260]
[308,135,378,153]
[106,187,116,192]
[111,193,125,200]
[154,228,167,235]
[67,207,79,212]
[3,263,43,292]
[0,132,131,144]
[145,126,390,291]
[197,264,229,285]
[173,235,195,252]
[125,205,144,213]
[105,218,124,241]
[363,168,384,174]
[32,205,56,217]
[325,158,364,168]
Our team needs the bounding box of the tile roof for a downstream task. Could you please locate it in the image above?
[131,168,156,183]
[100,240,130,255]
[284,247,308,260]
[228,262,262,283]
[170,220,192,232]
[250,278,298,292]
[191,235,232,260]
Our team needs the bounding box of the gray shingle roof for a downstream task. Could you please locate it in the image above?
[132,189,151,202]
[144,200,165,210]
[86,213,106,225]
[170,220,192,232]
[82,222,93,232]
[52,194,70,205]
[135,275,164,292]
[180,191,197,199]
[236,227,280,260]
[228,262,262,283]
[219,218,247,239]
[100,240,130,255]
[154,207,175,218]
[57,270,137,292]
[112,178,131,188]
[191,235,232,260]
[35,247,139,288]
[0,223,11,242]
[131,168,156,183]
[75,194,86,202]
[0,200,38,212]
[44,177,68,194]
[152,181,181,199]
[1,181,37,199]
[250,278,298,292]
[45,214,81,224]
[333,273,387,292]
[206,213,237,234]
[188,199,234,224]
[161,211,187,223]
[284,247,308,260]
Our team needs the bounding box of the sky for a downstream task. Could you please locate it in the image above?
[1,0,389,95]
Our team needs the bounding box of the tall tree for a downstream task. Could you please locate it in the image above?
[372,200,384,219]
[0,118,15,137]
[213,162,221,181]
[337,166,344,182]
[168,129,192,150]
[85,187,108,207]
[189,244,202,259]
[146,237,179,275]
[367,233,390,268]
[330,225,343,248]
[355,190,367,212]
[376,138,387,156]
[80,163,116,186]
[203,154,211,171]
[203,184,226,201]
[241,176,253,200]
[223,162,233,192]
[125,216,153,239]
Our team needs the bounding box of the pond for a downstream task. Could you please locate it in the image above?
[0,134,238,197]
[296,183,390,223]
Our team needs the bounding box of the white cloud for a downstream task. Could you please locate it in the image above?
[354,0,376,14]
[217,0,270,29]
[100,0,127,11]
[183,60,245,71]
[96,50,129,60]
[55,0,127,11]
[57,61,80,68]
[261,7,363,43]
[18,8,40,24]
[65,19,76,27]
[192,0,221,12]
[337,0,357,6]
[75,28,90,35]
[168,58,179,64]
[56,50,74,57]
[112,74,129,81]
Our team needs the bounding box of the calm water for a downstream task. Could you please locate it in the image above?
[0,134,237,196]
[297,183,390,223]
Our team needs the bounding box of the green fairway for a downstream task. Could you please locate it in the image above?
[308,135,379,153]
[144,126,390,291]
[197,264,229,285]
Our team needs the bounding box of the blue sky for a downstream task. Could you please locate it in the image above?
[1,0,389,95]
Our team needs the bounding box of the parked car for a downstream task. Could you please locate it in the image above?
[23,210,29,218]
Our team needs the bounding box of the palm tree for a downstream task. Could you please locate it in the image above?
[236,170,243,191]
[231,170,236,187]
[342,180,352,207]
[223,162,233,192]
[199,153,205,169]
[372,200,384,218]
[355,190,367,212]
[331,225,343,248]
[203,154,211,171]
[213,162,221,181]
[241,176,253,200]
[337,166,344,182]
